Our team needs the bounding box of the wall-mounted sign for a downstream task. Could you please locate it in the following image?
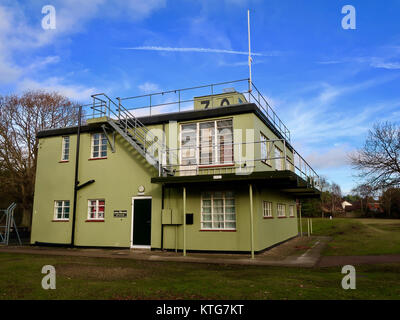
[113,210,127,218]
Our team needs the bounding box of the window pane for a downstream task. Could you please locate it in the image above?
[202,222,212,229]
[199,122,215,165]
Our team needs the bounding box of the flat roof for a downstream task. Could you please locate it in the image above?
[37,103,292,148]
[151,171,321,199]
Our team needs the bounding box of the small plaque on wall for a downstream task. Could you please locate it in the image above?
[113,210,127,218]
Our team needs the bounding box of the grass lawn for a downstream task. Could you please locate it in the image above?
[300,218,400,256]
[1,252,400,300]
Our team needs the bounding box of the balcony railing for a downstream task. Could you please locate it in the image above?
[146,138,320,190]
[81,79,291,142]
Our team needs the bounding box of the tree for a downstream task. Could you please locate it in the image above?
[0,91,79,230]
[350,122,400,191]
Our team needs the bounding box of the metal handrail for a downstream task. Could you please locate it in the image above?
[161,138,320,189]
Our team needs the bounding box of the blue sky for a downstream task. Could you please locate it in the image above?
[1,0,400,193]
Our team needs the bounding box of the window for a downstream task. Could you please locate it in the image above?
[91,133,107,159]
[289,205,295,217]
[181,119,233,168]
[217,120,233,164]
[201,191,236,230]
[199,122,215,165]
[274,146,283,170]
[61,136,70,161]
[277,203,286,217]
[54,200,70,220]
[263,201,272,218]
[260,133,271,165]
[88,199,105,220]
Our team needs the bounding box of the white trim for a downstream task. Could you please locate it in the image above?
[131,245,151,249]
[61,136,70,161]
[131,196,152,249]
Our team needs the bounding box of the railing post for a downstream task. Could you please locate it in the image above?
[283,139,287,170]
[178,90,181,112]
[211,84,214,108]
[150,95,152,116]
[117,98,121,120]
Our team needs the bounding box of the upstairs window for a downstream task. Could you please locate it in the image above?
[54,200,70,220]
[274,146,283,170]
[260,133,271,166]
[181,119,233,167]
[91,133,107,159]
[61,136,70,161]
[88,199,105,220]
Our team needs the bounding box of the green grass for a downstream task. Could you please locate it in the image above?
[1,252,400,300]
[300,218,400,256]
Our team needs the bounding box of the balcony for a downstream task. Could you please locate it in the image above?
[79,79,319,192]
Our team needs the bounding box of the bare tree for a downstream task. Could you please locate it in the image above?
[0,91,79,230]
[350,122,400,191]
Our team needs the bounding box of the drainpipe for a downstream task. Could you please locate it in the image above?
[183,186,186,256]
[71,106,82,247]
[161,184,165,250]
[249,184,254,259]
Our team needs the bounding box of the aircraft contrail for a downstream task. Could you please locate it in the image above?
[120,46,266,56]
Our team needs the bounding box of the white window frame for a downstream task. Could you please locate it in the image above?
[61,136,70,161]
[88,199,105,220]
[263,201,273,218]
[201,191,236,230]
[91,133,107,159]
[274,146,284,171]
[180,119,234,169]
[277,203,286,217]
[289,205,295,217]
[54,200,70,221]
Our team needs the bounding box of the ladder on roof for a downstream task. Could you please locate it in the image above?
[0,203,22,246]
[91,94,175,176]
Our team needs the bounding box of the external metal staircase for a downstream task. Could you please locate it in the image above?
[90,94,175,176]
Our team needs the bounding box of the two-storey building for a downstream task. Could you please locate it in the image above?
[31,79,320,256]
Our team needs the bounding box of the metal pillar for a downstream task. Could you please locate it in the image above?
[183,186,186,257]
[249,184,254,259]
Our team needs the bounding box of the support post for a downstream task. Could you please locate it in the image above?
[307,218,310,237]
[249,184,255,259]
[183,186,186,257]
[299,203,303,237]
[311,218,313,234]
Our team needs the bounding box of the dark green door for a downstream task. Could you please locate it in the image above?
[132,199,152,246]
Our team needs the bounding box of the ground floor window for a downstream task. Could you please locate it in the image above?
[201,191,236,230]
[263,201,273,218]
[54,200,70,220]
[289,205,295,217]
[88,199,105,220]
[277,203,286,217]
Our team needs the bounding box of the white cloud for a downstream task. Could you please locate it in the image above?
[17,77,98,101]
[304,145,353,170]
[138,82,161,93]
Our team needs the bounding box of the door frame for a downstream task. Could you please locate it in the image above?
[131,196,152,249]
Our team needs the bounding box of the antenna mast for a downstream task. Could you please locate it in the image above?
[247,9,252,93]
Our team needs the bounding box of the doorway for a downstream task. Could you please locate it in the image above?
[131,197,152,248]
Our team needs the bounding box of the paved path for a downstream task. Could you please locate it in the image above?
[318,254,400,267]
[0,238,331,268]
